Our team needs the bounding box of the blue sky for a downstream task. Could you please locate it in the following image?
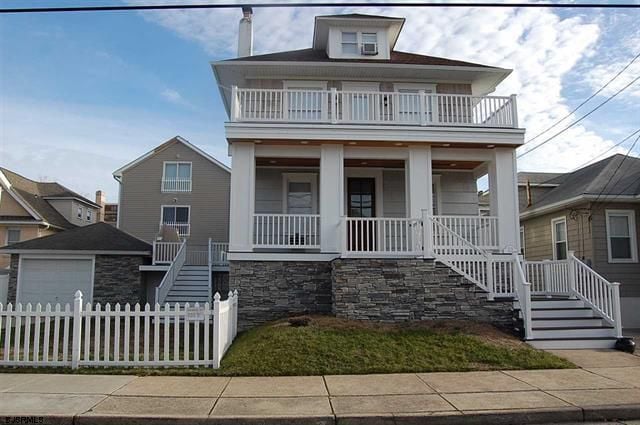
[1,1,639,200]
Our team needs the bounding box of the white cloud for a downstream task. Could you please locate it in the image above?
[0,97,229,200]
[160,87,193,107]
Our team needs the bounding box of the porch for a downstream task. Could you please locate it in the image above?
[229,143,520,259]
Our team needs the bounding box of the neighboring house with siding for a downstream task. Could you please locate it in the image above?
[519,154,640,328]
[0,167,100,269]
[113,136,231,304]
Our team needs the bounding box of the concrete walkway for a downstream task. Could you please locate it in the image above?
[1,350,639,425]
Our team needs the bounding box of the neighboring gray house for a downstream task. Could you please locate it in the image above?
[519,154,640,328]
[113,136,231,304]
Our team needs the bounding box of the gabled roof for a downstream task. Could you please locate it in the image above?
[517,172,567,186]
[315,13,403,20]
[521,154,640,217]
[221,48,496,69]
[0,222,151,254]
[0,167,98,230]
[112,136,230,178]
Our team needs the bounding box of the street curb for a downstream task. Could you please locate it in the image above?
[74,415,335,425]
[582,404,640,422]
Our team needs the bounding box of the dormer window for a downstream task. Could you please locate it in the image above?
[341,32,358,54]
[361,33,378,55]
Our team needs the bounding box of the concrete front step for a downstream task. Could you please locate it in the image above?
[531,317,605,328]
[527,337,617,349]
[531,326,616,339]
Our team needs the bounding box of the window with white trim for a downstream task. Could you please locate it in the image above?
[520,226,526,256]
[162,162,192,192]
[361,33,378,55]
[341,32,358,54]
[6,228,21,245]
[551,217,568,260]
[282,173,317,214]
[77,206,83,220]
[161,206,190,236]
[605,209,638,263]
[86,209,93,222]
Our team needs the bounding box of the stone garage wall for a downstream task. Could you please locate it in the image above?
[92,255,146,305]
[7,254,19,304]
[228,260,332,329]
[331,258,513,329]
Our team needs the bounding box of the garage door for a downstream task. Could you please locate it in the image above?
[19,258,93,306]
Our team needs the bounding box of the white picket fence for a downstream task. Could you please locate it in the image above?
[0,290,238,369]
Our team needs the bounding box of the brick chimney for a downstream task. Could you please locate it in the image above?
[95,190,106,222]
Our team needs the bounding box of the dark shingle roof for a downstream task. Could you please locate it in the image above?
[0,222,151,253]
[0,168,98,230]
[523,154,640,212]
[224,48,495,68]
[517,172,567,185]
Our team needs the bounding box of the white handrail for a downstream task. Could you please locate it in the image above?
[524,259,570,295]
[155,240,187,305]
[233,87,517,128]
[569,253,622,336]
[253,214,320,248]
[512,253,532,339]
[152,241,182,264]
[432,215,499,250]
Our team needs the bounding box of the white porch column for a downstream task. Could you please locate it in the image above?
[229,142,255,252]
[320,144,344,253]
[407,146,433,256]
[488,147,520,252]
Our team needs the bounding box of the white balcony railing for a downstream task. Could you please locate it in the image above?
[342,217,422,256]
[253,214,320,249]
[153,241,229,266]
[153,241,183,264]
[161,178,192,192]
[231,87,518,128]
[159,222,190,237]
[431,215,499,251]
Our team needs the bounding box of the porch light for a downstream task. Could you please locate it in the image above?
[442,144,450,147]
[450,163,457,167]
[269,160,277,164]
[348,142,357,145]
[487,144,495,148]
[361,161,368,165]
[394,143,403,146]
[300,141,309,144]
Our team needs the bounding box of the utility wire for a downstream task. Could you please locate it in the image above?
[516,75,640,159]
[599,172,640,208]
[591,133,640,207]
[3,2,640,13]
[524,51,640,144]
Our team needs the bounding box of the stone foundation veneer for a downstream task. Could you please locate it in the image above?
[229,258,513,330]
[229,260,332,329]
[332,258,513,328]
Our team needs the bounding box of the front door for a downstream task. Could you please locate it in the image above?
[347,178,376,251]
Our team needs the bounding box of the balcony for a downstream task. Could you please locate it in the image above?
[159,222,190,237]
[231,87,518,129]
[161,178,192,192]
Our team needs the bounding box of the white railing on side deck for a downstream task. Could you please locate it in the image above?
[186,246,209,266]
[569,253,622,337]
[253,214,320,248]
[161,178,192,192]
[155,240,187,305]
[159,222,190,237]
[512,254,533,339]
[211,242,229,266]
[0,290,238,369]
[343,217,422,256]
[432,215,499,250]
[524,259,570,295]
[153,241,182,265]
[232,87,518,128]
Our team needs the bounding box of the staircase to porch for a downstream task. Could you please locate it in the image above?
[425,216,625,349]
[164,265,210,305]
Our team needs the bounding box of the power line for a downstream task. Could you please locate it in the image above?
[516,75,640,159]
[591,133,640,207]
[3,2,640,13]
[525,50,640,145]
[599,172,640,207]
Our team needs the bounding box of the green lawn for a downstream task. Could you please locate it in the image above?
[1,316,574,376]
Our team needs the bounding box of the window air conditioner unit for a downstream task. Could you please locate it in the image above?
[361,43,378,55]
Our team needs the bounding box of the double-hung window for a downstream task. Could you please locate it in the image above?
[6,228,21,245]
[161,206,190,237]
[551,217,568,260]
[606,210,638,263]
[341,32,358,54]
[282,173,317,214]
[87,209,93,222]
[162,162,192,192]
[77,206,83,220]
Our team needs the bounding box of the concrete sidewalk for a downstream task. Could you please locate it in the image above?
[1,349,639,425]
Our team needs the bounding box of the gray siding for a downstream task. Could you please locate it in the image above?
[47,199,98,227]
[119,142,230,245]
[438,171,479,215]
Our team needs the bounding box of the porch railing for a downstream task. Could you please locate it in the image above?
[253,214,320,248]
[153,241,182,264]
[432,215,499,250]
[342,217,422,256]
[524,259,570,295]
[232,86,518,128]
[155,240,187,305]
[211,242,229,267]
[159,222,190,237]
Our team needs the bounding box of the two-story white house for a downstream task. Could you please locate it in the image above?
[206,10,628,348]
